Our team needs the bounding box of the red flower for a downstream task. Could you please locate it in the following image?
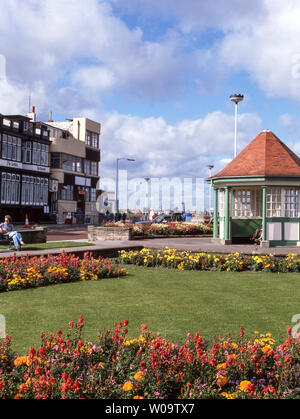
[141,324,147,331]
[124,319,129,326]
[35,367,42,375]
[209,357,216,366]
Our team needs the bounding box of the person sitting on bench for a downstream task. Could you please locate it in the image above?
[250,228,263,245]
[0,215,25,251]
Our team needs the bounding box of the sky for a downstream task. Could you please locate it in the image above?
[2,0,300,199]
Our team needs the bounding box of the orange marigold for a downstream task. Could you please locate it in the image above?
[239,380,252,393]
[123,381,134,391]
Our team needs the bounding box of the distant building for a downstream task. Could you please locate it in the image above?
[0,109,51,223]
[46,117,101,224]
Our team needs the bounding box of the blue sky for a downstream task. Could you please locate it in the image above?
[2,0,300,188]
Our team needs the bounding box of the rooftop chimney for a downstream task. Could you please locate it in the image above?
[48,111,53,122]
[27,106,36,122]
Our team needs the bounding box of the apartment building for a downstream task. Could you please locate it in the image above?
[46,117,101,224]
[0,111,51,223]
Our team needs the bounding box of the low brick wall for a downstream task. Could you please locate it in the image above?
[0,227,47,245]
[88,226,133,241]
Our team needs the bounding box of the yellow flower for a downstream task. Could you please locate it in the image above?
[222,392,238,399]
[216,376,228,387]
[217,363,227,370]
[123,381,134,391]
[239,380,252,393]
[262,345,273,356]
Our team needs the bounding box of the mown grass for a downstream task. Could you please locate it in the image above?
[1,265,299,354]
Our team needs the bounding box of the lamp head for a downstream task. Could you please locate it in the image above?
[230,94,244,104]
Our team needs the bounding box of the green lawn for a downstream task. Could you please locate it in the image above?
[0,241,93,251]
[1,265,300,354]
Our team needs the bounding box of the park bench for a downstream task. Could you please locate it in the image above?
[0,227,47,249]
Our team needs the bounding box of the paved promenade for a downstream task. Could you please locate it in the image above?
[1,234,300,258]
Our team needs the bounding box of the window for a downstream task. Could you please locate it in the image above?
[3,118,11,127]
[40,144,49,166]
[61,185,74,201]
[266,188,282,217]
[91,161,98,176]
[17,138,21,161]
[284,188,299,217]
[233,188,262,217]
[76,157,82,173]
[85,131,91,146]
[23,141,32,164]
[7,136,12,160]
[90,188,97,202]
[21,175,47,206]
[2,134,7,159]
[32,142,42,165]
[84,160,90,175]
[1,172,21,205]
[23,121,29,132]
[61,154,82,172]
[85,131,99,148]
[51,153,61,169]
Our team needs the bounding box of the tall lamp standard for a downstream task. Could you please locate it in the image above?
[116,158,135,214]
[230,94,244,158]
[144,177,150,219]
[207,165,214,215]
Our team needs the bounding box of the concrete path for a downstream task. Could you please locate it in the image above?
[1,236,299,258]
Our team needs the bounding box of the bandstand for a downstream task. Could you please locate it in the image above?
[210,130,300,247]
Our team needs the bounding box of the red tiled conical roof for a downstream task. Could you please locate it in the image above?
[213,130,300,178]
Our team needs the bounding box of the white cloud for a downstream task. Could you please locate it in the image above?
[218,0,300,101]
[0,0,210,113]
[99,110,262,179]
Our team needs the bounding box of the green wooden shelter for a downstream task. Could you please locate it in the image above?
[210,130,300,247]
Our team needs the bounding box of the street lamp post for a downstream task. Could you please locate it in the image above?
[116,158,135,214]
[230,94,244,158]
[207,165,214,215]
[144,177,150,219]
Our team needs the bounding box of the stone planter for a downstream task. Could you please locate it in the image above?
[88,226,133,241]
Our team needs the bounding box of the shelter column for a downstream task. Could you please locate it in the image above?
[224,186,230,241]
[213,187,218,239]
[262,186,267,241]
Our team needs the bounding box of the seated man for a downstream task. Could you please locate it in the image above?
[250,228,263,245]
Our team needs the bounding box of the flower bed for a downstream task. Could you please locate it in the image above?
[119,248,300,273]
[0,318,299,399]
[0,252,128,293]
[103,222,213,237]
